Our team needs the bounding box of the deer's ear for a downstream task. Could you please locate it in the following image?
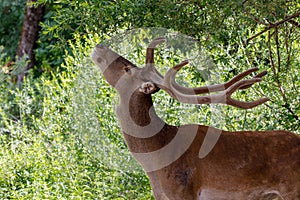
[139,82,158,94]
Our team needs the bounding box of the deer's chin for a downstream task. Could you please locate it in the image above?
[139,82,160,95]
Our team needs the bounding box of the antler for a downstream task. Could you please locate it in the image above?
[169,66,267,94]
[146,37,269,109]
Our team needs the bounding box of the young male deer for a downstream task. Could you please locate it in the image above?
[92,37,300,200]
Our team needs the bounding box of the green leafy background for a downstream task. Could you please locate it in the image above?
[0,0,299,199]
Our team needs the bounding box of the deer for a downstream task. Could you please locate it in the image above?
[92,37,300,200]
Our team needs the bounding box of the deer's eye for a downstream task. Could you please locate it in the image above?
[124,66,131,73]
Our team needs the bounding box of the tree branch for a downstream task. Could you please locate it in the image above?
[283,103,300,122]
[246,11,300,44]
[267,30,286,100]
[288,20,300,28]
[274,27,281,73]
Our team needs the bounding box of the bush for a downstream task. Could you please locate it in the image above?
[0,38,153,199]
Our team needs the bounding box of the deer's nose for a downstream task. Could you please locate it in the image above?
[93,44,108,62]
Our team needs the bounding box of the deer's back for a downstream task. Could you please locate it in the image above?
[150,125,300,199]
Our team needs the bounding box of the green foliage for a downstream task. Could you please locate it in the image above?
[0,0,26,58]
[0,0,299,199]
[0,38,153,199]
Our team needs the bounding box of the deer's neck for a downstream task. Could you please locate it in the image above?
[128,90,157,126]
[116,89,159,124]
[116,90,177,153]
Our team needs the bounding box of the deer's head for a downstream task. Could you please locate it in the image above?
[92,37,269,109]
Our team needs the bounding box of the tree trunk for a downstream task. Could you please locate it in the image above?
[17,0,45,84]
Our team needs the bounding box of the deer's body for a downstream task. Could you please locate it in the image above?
[148,128,300,200]
[92,38,300,200]
[122,89,300,200]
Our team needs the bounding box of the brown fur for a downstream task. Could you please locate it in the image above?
[92,44,300,200]
[125,90,300,200]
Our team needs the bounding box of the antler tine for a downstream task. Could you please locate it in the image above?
[239,70,267,90]
[146,37,167,65]
[169,65,267,95]
[227,97,270,109]
[225,78,270,108]
[157,61,269,109]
